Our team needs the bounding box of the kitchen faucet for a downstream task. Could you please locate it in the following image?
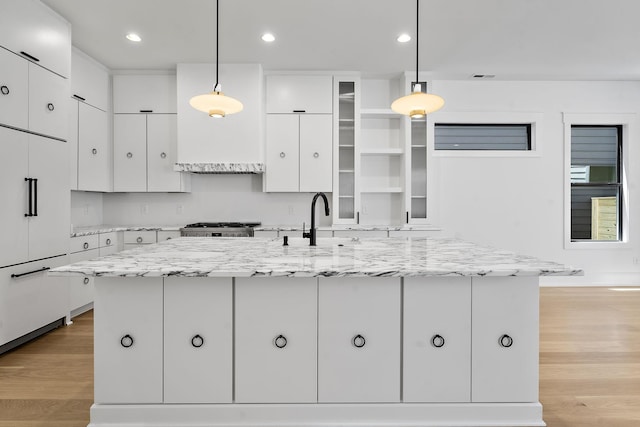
[303,192,330,246]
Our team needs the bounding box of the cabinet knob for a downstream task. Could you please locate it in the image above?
[0,85,9,95]
[106,238,111,246]
[127,152,133,158]
[136,236,143,243]
[274,334,287,349]
[499,334,513,348]
[47,103,54,111]
[191,334,204,348]
[313,152,319,158]
[160,152,167,159]
[83,277,90,285]
[279,152,286,158]
[120,334,134,348]
[92,148,97,155]
[431,334,445,348]
[83,242,89,249]
[352,334,366,348]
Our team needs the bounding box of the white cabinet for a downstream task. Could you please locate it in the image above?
[0,127,69,268]
[114,114,188,192]
[403,277,471,402]
[0,47,29,130]
[0,0,71,78]
[68,250,98,316]
[123,231,157,249]
[99,232,120,255]
[265,114,332,192]
[266,75,333,114]
[113,74,176,114]
[318,277,400,403]
[71,100,111,191]
[471,276,539,403]
[71,48,109,112]
[164,277,232,403]
[0,255,69,348]
[94,277,163,404]
[235,278,318,403]
[157,230,180,241]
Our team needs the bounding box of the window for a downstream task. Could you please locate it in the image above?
[434,124,531,151]
[570,125,622,241]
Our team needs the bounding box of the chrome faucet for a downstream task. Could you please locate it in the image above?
[303,192,330,246]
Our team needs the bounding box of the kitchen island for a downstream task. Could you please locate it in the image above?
[51,236,581,427]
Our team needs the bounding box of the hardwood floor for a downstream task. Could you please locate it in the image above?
[0,287,638,427]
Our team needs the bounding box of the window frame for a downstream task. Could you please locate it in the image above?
[434,123,532,151]
[563,113,634,249]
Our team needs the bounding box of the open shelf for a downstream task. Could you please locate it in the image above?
[361,108,401,119]
[360,148,404,155]
[361,187,403,193]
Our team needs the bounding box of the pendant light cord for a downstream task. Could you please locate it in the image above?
[415,0,419,85]
[215,0,219,91]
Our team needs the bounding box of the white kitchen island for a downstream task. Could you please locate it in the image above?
[51,236,581,427]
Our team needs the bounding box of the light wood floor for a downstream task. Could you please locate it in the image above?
[0,287,639,427]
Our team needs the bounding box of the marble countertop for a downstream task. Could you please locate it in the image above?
[255,224,442,231]
[71,225,182,237]
[51,236,582,278]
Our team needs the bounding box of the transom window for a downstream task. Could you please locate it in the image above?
[434,124,531,151]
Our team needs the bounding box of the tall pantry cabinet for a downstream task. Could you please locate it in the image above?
[0,0,71,352]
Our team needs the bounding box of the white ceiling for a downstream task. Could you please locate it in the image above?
[41,0,640,80]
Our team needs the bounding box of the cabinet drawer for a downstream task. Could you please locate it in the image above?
[70,234,100,253]
[157,230,180,242]
[99,232,118,249]
[123,231,157,245]
[333,230,388,238]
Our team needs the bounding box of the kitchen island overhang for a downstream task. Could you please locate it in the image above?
[51,237,582,427]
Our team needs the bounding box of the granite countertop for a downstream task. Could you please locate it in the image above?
[51,236,582,278]
[71,225,182,237]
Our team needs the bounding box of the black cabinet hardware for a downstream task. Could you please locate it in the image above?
[83,242,89,250]
[406,211,409,224]
[47,103,54,111]
[19,51,39,62]
[139,109,153,113]
[499,334,513,348]
[24,178,33,217]
[356,212,360,224]
[83,277,90,285]
[431,334,445,348]
[0,85,9,95]
[352,334,366,348]
[72,94,86,101]
[293,109,306,113]
[120,334,134,348]
[274,334,287,349]
[11,266,49,278]
[33,178,38,216]
[191,335,204,348]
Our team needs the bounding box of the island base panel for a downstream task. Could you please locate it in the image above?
[88,402,545,427]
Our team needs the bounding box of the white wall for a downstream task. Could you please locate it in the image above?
[428,80,640,285]
[70,191,104,228]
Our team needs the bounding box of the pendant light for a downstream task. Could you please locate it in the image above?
[391,0,444,118]
[189,0,243,118]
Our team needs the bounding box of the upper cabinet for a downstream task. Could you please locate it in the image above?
[71,48,109,112]
[0,0,71,79]
[266,75,333,114]
[176,63,263,163]
[113,74,176,114]
[0,47,29,131]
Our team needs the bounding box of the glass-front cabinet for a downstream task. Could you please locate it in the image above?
[407,80,428,223]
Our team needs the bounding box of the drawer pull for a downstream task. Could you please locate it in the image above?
[92,148,98,155]
[83,277,90,285]
[279,152,286,158]
[352,334,366,348]
[106,238,112,246]
[83,242,89,249]
[499,334,513,348]
[313,152,319,158]
[191,334,204,348]
[10,266,49,278]
[127,152,133,158]
[0,85,9,95]
[274,334,287,349]
[120,334,134,348]
[20,51,39,62]
[136,237,143,243]
[47,103,54,111]
[160,152,167,159]
[431,334,445,348]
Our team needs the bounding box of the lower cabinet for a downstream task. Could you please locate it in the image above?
[471,276,539,403]
[318,277,401,403]
[164,277,232,403]
[403,277,471,402]
[235,277,318,403]
[69,250,98,316]
[94,277,163,404]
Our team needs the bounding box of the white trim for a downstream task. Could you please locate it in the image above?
[429,112,544,158]
[563,113,636,249]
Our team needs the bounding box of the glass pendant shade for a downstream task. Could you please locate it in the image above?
[391,88,444,118]
[189,90,243,118]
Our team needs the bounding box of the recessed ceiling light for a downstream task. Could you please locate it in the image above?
[397,34,411,43]
[126,33,142,42]
[261,33,275,42]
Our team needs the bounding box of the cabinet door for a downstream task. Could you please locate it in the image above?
[472,276,539,403]
[0,48,28,130]
[0,255,69,346]
[404,277,471,402]
[0,127,29,268]
[164,278,232,403]
[266,75,333,114]
[113,75,177,114]
[94,277,163,403]
[68,250,98,314]
[71,48,109,111]
[265,114,299,192]
[68,99,79,189]
[318,277,400,403]
[28,64,68,141]
[0,0,71,78]
[235,277,317,403]
[113,114,147,192]
[147,114,182,192]
[78,102,110,192]
[27,134,69,262]
[299,114,332,192]
[156,230,180,242]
